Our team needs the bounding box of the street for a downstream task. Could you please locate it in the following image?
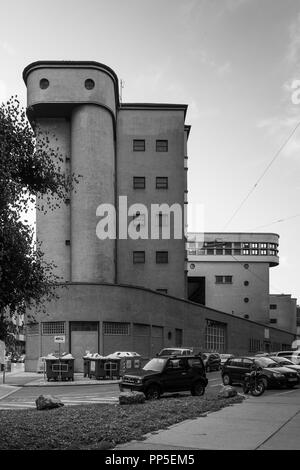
[0,370,298,410]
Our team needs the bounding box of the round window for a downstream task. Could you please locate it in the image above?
[39,78,49,89]
[190,263,195,270]
[244,280,249,286]
[244,263,249,269]
[244,297,249,303]
[85,78,95,90]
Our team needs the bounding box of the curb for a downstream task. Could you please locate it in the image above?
[22,380,121,387]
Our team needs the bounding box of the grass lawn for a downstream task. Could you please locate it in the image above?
[0,391,244,450]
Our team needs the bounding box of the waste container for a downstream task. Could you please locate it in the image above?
[45,357,74,382]
[83,357,91,377]
[89,358,106,380]
[106,352,141,376]
[104,358,121,379]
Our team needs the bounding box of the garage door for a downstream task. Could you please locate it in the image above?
[70,322,99,372]
[151,326,164,356]
[133,324,150,357]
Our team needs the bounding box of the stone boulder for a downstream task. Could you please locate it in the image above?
[218,385,237,398]
[35,394,64,410]
[119,391,145,405]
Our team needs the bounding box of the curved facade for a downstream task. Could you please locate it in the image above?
[25,283,295,372]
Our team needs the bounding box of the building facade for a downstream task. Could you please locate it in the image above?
[187,232,279,324]
[269,294,297,335]
[23,61,295,371]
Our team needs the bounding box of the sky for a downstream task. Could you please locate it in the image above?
[1,0,300,302]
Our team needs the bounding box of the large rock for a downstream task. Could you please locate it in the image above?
[35,394,64,410]
[119,391,145,405]
[218,385,237,398]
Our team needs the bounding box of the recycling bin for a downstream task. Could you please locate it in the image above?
[104,358,121,380]
[119,354,142,376]
[89,358,106,380]
[46,358,74,381]
[83,357,91,377]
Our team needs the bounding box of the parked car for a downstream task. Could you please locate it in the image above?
[201,352,221,372]
[119,355,208,399]
[157,348,193,357]
[269,356,300,376]
[254,352,270,357]
[272,351,300,365]
[221,356,299,389]
[219,354,234,366]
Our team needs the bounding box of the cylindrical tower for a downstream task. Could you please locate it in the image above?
[23,61,119,283]
[71,104,115,282]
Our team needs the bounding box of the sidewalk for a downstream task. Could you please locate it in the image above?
[0,368,121,387]
[115,388,300,450]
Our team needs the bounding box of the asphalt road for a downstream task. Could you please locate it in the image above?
[0,370,298,409]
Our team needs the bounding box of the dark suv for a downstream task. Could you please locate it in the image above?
[222,356,299,389]
[119,355,208,399]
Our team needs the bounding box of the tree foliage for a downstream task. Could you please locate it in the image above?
[0,96,78,341]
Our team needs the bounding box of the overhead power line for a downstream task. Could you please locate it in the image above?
[223,118,300,230]
[250,213,300,231]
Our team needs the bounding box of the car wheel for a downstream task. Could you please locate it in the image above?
[222,374,232,385]
[191,381,205,396]
[145,385,161,400]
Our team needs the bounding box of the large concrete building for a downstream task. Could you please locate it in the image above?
[23,61,295,371]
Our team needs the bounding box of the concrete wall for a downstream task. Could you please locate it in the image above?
[36,118,71,280]
[117,109,187,297]
[25,283,295,371]
[269,294,297,334]
[188,261,270,323]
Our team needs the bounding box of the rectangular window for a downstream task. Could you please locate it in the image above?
[133,177,145,189]
[70,322,98,331]
[242,249,250,255]
[216,248,223,255]
[103,322,130,335]
[133,139,145,151]
[242,243,250,248]
[260,243,267,249]
[42,322,65,335]
[225,249,232,255]
[207,248,214,255]
[251,249,259,255]
[156,213,169,227]
[26,323,39,335]
[156,251,168,263]
[234,249,241,255]
[156,140,168,152]
[270,304,277,310]
[260,250,267,255]
[205,320,226,352]
[251,243,258,248]
[215,276,232,284]
[270,319,277,324]
[133,251,145,264]
[156,177,168,189]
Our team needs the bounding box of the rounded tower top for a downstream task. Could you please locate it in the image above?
[23,61,120,120]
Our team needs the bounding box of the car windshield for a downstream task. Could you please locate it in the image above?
[160,349,180,356]
[254,357,280,368]
[143,358,167,372]
[271,357,293,366]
